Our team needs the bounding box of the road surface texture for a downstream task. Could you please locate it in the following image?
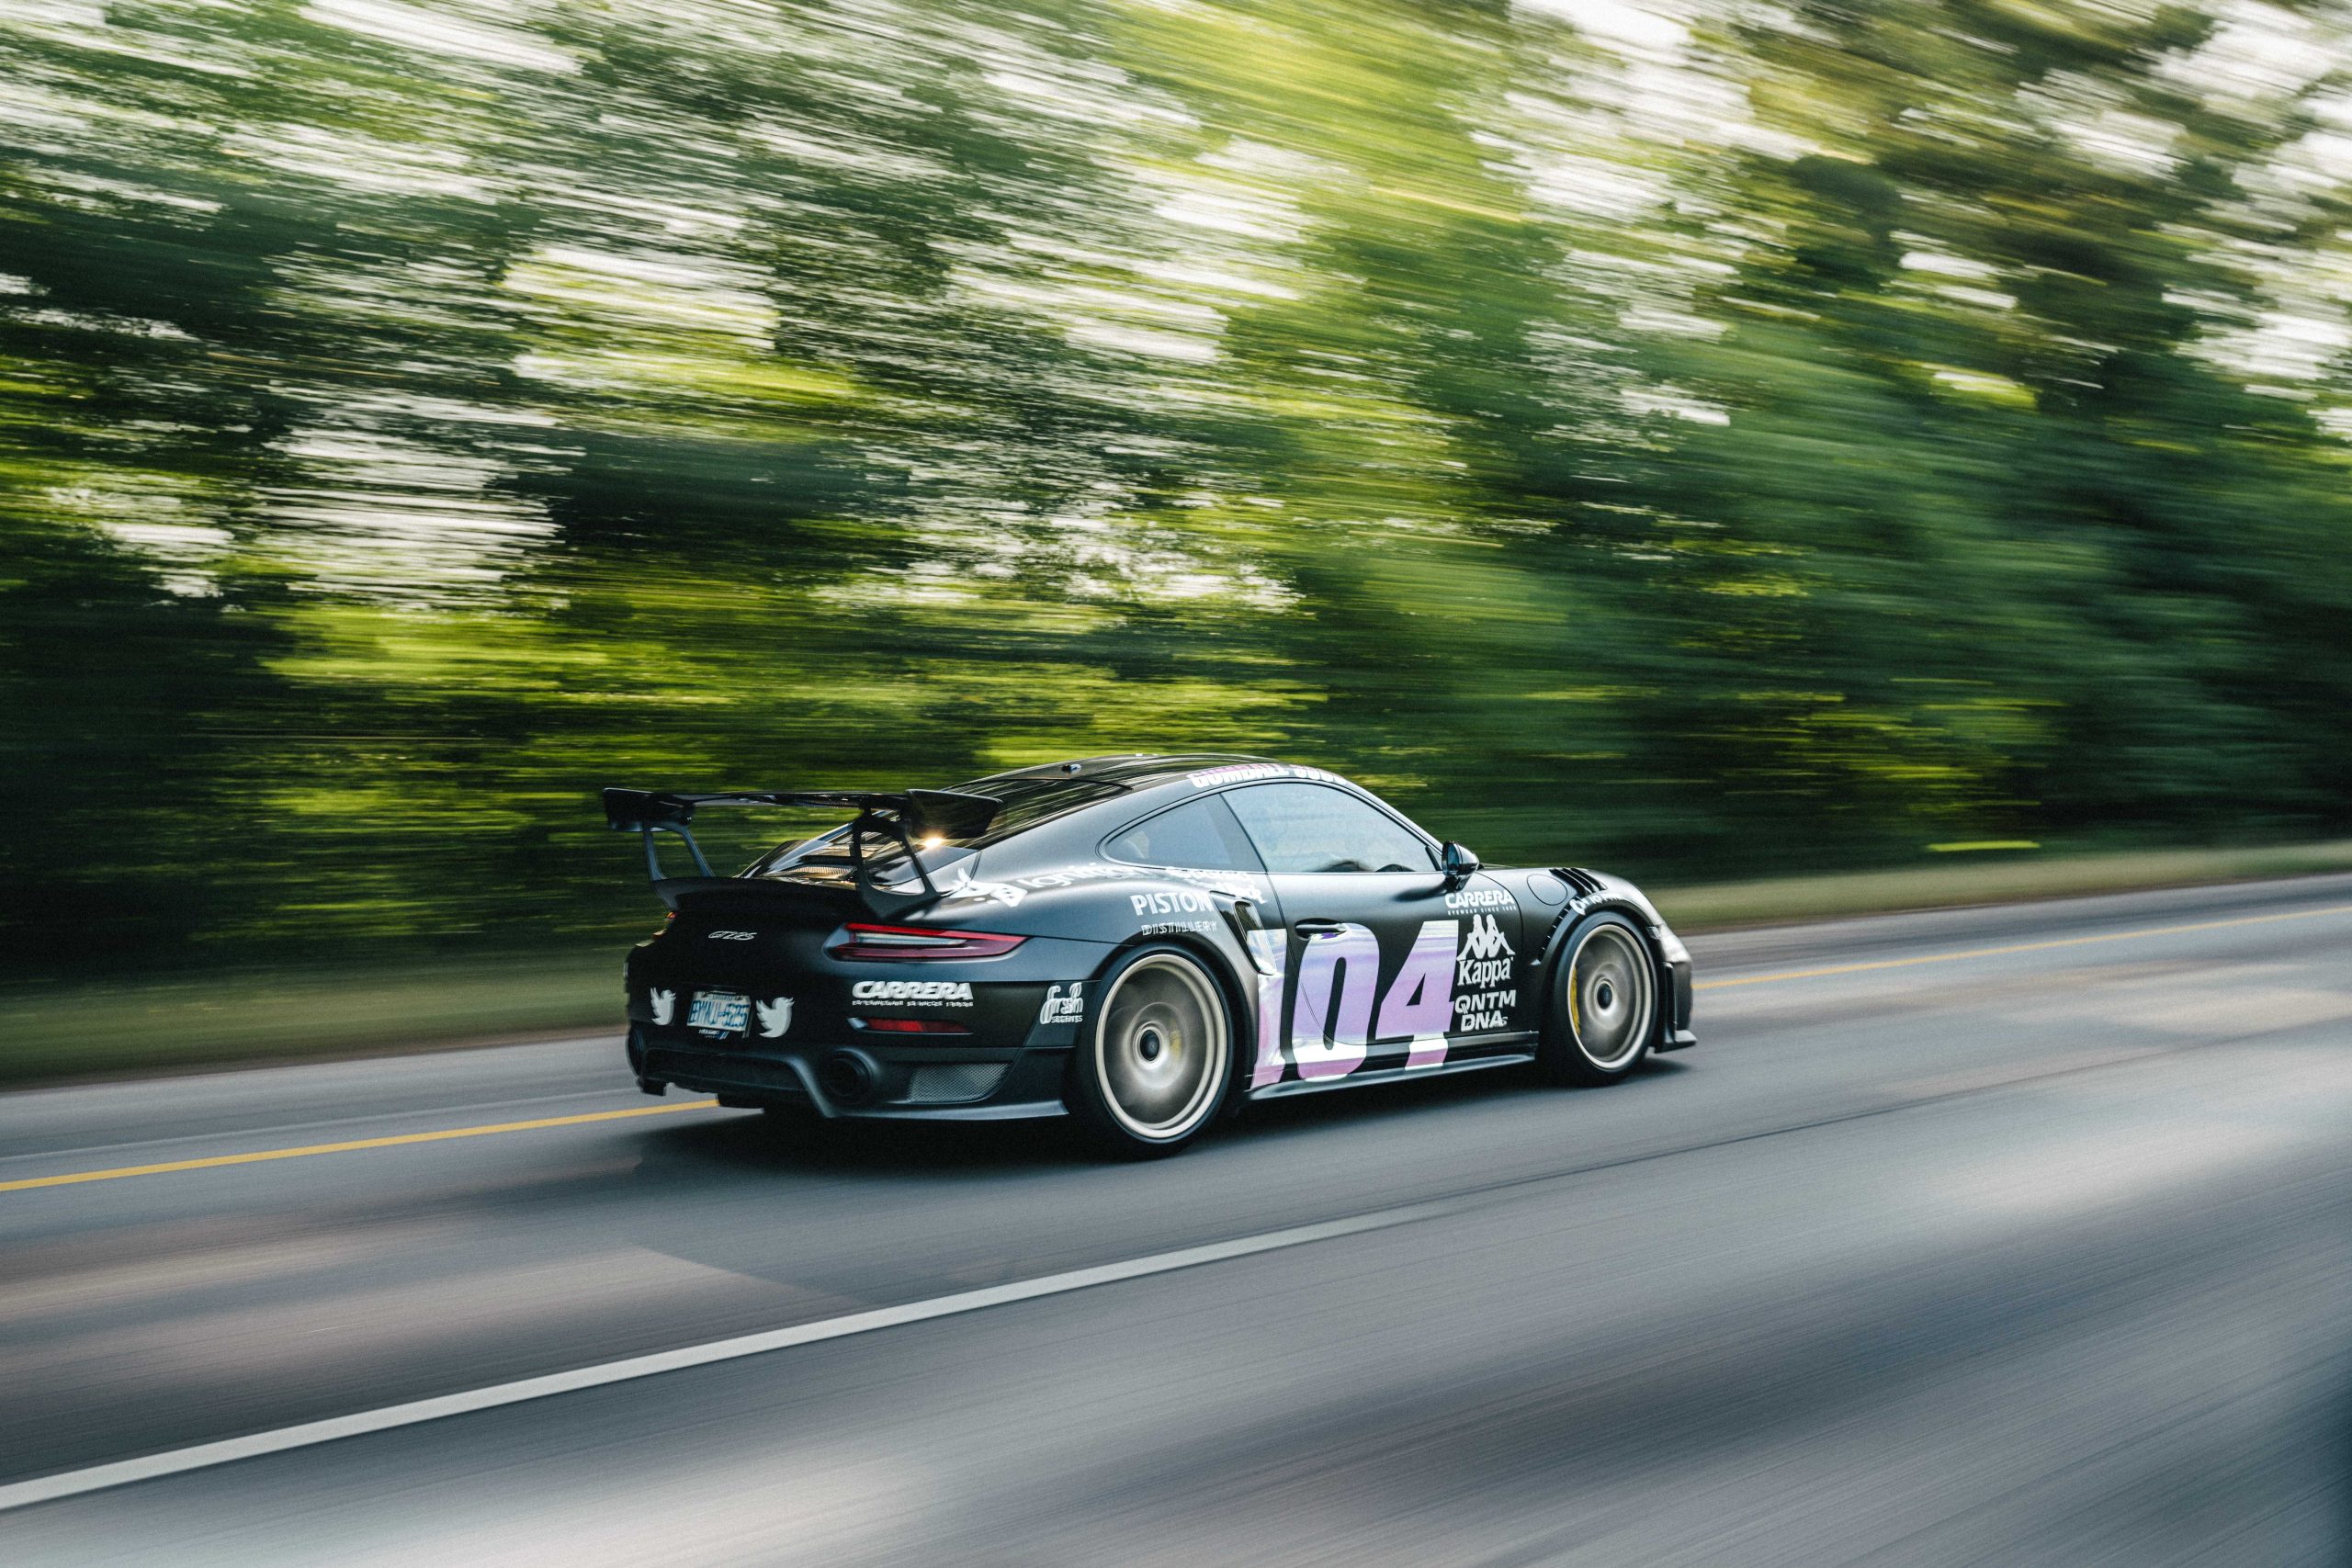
[4,876,2349,1565]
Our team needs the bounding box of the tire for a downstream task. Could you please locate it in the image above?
[1068,944,1235,1157]
[1539,911,1658,1087]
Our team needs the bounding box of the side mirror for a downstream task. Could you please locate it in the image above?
[1440,841,1481,882]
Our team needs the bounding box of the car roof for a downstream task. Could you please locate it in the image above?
[965,753,1281,793]
[948,753,1424,865]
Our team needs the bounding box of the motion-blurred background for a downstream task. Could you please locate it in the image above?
[8,0,2352,1078]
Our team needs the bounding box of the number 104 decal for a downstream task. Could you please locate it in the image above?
[1249,915,1516,1089]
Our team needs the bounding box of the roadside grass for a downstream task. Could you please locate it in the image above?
[6,839,2352,1089]
[1650,839,2352,930]
[0,954,621,1089]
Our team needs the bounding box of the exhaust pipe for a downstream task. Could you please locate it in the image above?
[819,1048,878,1107]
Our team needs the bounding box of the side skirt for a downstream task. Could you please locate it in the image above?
[1245,1037,1539,1101]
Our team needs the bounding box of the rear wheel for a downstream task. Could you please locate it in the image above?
[1069,946,1233,1157]
[1539,912,1657,1087]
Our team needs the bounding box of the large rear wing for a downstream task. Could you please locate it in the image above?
[600,785,1003,900]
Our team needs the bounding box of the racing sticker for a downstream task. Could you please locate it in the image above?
[1131,889,1216,918]
[851,979,974,1008]
[1186,762,1347,790]
[1458,913,1513,987]
[1038,983,1084,1026]
[1453,913,1515,1030]
[755,997,795,1038]
[1132,887,1222,936]
[1290,923,1379,1080]
[1377,919,1459,1068]
[1255,911,1520,1087]
[944,878,1028,908]
[1247,929,1289,1089]
[649,987,675,1026]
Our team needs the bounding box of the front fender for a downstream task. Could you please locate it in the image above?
[1533,871,1693,1045]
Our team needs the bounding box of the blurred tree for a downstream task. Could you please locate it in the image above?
[5,0,2352,982]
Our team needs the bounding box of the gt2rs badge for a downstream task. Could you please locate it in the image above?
[852,979,974,1007]
[1038,983,1083,1025]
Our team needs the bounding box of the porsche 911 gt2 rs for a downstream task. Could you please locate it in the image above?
[605,754,1696,1156]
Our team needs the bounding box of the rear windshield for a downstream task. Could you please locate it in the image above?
[745,773,1125,884]
[953,774,1128,843]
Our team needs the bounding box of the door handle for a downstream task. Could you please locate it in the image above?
[1293,919,1348,937]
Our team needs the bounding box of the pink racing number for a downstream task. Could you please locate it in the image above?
[1375,918,1458,1068]
[1290,922,1379,1080]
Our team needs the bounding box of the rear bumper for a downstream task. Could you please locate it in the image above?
[629,1028,1071,1121]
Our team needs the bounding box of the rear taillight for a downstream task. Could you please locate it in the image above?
[829,923,1026,962]
[852,1018,972,1035]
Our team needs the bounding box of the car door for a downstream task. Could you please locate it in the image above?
[1222,782,1528,1088]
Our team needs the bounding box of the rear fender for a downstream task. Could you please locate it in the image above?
[1091,920,1266,1103]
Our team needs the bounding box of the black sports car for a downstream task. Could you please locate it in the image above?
[606,755,1695,1156]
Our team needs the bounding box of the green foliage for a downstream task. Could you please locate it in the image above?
[5,0,2352,982]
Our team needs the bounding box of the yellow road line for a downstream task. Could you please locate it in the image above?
[13,903,2347,1194]
[0,1100,722,1194]
[1696,903,2352,992]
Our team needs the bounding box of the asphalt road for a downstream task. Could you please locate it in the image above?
[4,876,2351,1565]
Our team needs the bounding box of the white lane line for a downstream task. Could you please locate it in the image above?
[0,1200,1457,1514]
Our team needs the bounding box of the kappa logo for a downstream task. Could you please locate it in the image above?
[648,987,676,1026]
[1464,913,1513,960]
[1038,983,1084,1025]
[755,997,794,1038]
[852,979,974,1006]
[1457,914,1514,988]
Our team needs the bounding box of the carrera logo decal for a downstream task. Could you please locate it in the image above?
[1442,888,1511,912]
[852,979,974,1006]
[1038,983,1084,1025]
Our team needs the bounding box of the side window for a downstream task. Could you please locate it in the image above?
[1225,784,1435,874]
[1102,795,1266,873]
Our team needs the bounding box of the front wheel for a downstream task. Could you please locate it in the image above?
[1538,912,1658,1087]
[1068,945,1234,1157]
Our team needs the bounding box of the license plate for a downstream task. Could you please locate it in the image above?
[688,990,750,1035]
